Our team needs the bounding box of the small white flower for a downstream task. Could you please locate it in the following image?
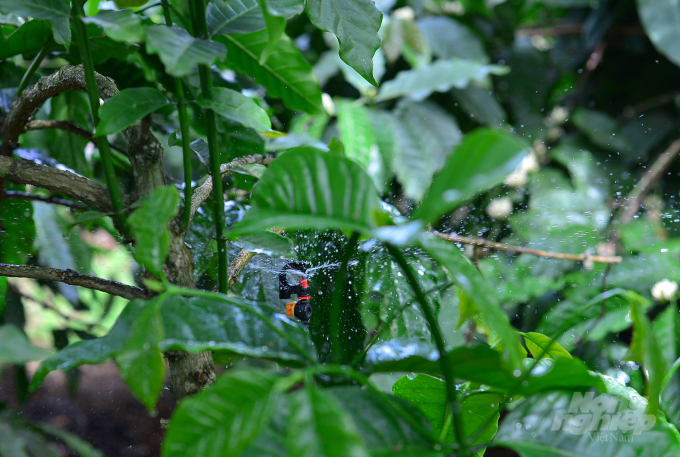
[549,106,569,125]
[322,93,335,115]
[392,6,415,20]
[504,151,539,188]
[486,197,513,220]
[651,279,678,302]
[504,169,528,188]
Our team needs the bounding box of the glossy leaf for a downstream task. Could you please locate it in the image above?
[197,87,271,132]
[257,0,286,64]
[128,186,181,277]
[637,0,680,69]
[0,325,52,363]
[96,88,170,137]
[286,385,370,457]
[216,31,323,114]
[305,0,382,85]
[82,9,143,43]
[230,148,384,236]
[0,0,70,47]
[418,233,524,368]
[0,20,51,59]
[414,129,528,223]
[145,25,227,77]
[163,369,281,457]
[523,332,572,360]
[207,0,303,35]
[417,16,488,62]
[375,59,508,102]
[451,86,507,126]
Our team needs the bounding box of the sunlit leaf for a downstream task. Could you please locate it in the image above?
[82,9,143,43]
[522,332,572,360]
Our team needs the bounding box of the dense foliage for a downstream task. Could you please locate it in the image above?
[2,0,680,455]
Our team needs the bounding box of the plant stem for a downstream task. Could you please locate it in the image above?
[72,5,128,236]
[386,244,467,456]
[161,0,194,231]
[16,38,52,97]
[189,0,228,292]
[330,232,360,364]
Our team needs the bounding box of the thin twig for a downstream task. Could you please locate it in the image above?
[0,264,150,300]
[618,90,680,121]
[617,138,680,224]
[431,231,622,264]
[5,190,87,210]
[23,120,128,154]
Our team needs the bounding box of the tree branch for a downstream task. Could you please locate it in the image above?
[188,154,275,224]
[0,155,123,213]
[0,264,151,300]
[431,231,622,264]
[23,120,128,155]
[5,190,88,210]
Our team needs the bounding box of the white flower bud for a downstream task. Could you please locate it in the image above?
[322,93,335,115]
[549,106,569,125]
[504,169,528,188]
[392,6,415,20]
[651,279,678,302]
[486,197,513,220]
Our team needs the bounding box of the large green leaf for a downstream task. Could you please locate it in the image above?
[418,233,524,368]
[0,20,51,59]
[286,385,370,457]
[328,387,435,453]
[363,340,605,396]
[30,294,316,390]
[96,87,170,137]
[417,16,488,62]
[336,101,385,191]
[145,25,227,77]
[163,369,281,457]
[82,9,142,43]
[128,186,180,277]
[0,185,35,265]
[494,386,680,456]
[392,100,462,200]
[0,325,52,363]
[305,0,382,85]
[393,374,502,454]
[414,129,528,223]
[451,86,507,126]
[637,0,680,69]
[216,31,324,114]
[230,148,384,236]
[375,59,508,102]
[207,0,303,35]
[0,0,70,47]
[571,108,633,153]
[197,87,271,132]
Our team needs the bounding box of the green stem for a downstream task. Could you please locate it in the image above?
[189,0,228,292]
[330,232,360,364]
[16,38,52,97]
[386,244,467,456]
[161,0,193,231]
[72,7,128,236]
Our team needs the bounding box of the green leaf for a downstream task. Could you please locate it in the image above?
[451,86,507,126]
[115,298,165,411]
[128,186,181,277]
[96,87,170,137]
[286,385,370,457]
[328,387,435,452]
[638,0,680,69]
[234,231,295,256]
[305,0,382,86]
[364,340,605,396]
[375,59,508,102]
[0,186,35,265]
[197,87,271,132]
[36,423,105,457]
[393,374,502,453]
[207,0,303,35]
[82,9,143,43]
[163,369,281,457]
[571,108,633,153]
[336,100,385,191]
[417,16,488,62]
[0,20,51,59]
[113,0,147,6]
[418,233,524,368]
[627,293,665,415]
[0,0,70,47]
[257,0,286,64]
[494,387,680,456]
[230,148,384,236]
[457,290,479,329]
[392,100,462,200]
[522,332,572,360]
[0,325,52,363]
[414,129,528,223]
[145,25,227,77]
[216,31,324,114]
